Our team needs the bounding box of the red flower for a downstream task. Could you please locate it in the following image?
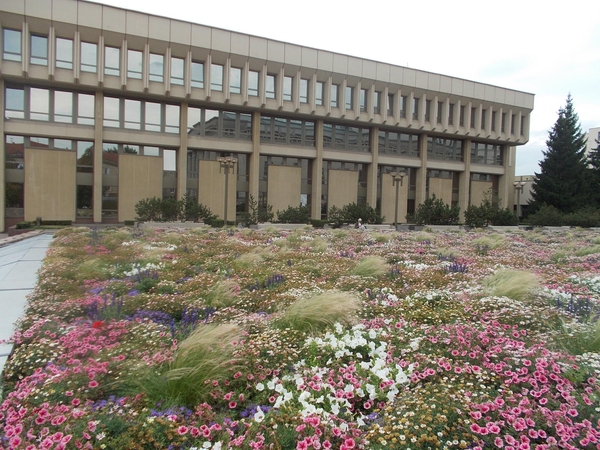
[91,321,104,329]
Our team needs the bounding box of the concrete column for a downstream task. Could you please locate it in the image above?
[366,127,379,208]
[498,145,515,209]
[93,91,104,223]
[177,102,188,200]
[415,133,428,205]
[458,138,472,221]
[0,79,5,232]
[311,120,324,220]
[248,111,261,202]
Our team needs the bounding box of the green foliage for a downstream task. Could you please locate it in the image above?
[340,202,383,225]
[526,204,564,226]
[530,94,592,213]
[550,319,600,355]
[563,207,600,228]
[310,219,328,228]
[205,279,240,308]
[464,190,517,227]
[407,195,460,225]
[327,205,344,228]
[134,196,216,223]
[482,268,540,301]
[273,291,360,333]
[276,204,310,223]
[15,221,33,229]
[239,195,274,226]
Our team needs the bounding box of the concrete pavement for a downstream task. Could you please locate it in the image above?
[0,232,54,374]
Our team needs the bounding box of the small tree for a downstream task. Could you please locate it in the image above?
[464,190,518,227]
[588,137,600,208]
[407,195,460,225]
[276,204,310,223]
[341,202,384,225]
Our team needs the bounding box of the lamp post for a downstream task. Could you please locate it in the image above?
[513,180,526,220]
[217,156,237,226]
[390,171,406,228]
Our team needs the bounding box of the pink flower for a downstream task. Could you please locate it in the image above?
[177,426,188,435]
[88,380,98,388]
[228,401,237,409]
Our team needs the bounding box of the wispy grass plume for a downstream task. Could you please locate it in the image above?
[273,291,361,333]
[352,255,388,277]
[482,268,539,301]
[205,279,240,308]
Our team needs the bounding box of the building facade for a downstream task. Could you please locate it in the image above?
[0,0,535,231]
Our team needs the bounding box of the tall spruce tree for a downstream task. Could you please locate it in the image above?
[588,136,600,207]
[529,94,590,213]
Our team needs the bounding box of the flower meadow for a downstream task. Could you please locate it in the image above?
[1,226,600,450]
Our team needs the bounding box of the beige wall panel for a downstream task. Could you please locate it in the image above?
[267,166,301,217]
[328,170,358,210]
[428,178,453,205]
[77,1,102,29]
[24,149,76,222]
[198,160,236,221]
[118,154,163,222]
[26,0,51,19]
[470,180,494,206]
[381,174,408,225]
[102,7,126,33]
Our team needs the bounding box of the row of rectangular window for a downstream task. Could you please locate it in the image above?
[260,116,315,147]
[323,123,370,152]
[187,109,252,141]
[104,96,179,133]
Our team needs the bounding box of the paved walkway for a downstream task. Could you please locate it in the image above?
[0,232,54,374]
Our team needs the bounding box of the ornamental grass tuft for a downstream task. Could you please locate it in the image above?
[273,290,361,333]
[141,323,243,407]
[205,279,240,308]
[482,268,539,301]
[352,255,388,277]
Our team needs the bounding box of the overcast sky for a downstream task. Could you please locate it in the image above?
[90,0,600,175]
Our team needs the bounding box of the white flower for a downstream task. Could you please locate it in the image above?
[254,406,265,422]
[256,382,264,391]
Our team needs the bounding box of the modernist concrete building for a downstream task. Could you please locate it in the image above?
[0,0,535,231]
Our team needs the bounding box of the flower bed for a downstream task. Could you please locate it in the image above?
[1,227,600,449]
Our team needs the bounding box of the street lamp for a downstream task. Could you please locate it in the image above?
[390,171,406,228]
[513,180,527,219]
[217,156,237,226]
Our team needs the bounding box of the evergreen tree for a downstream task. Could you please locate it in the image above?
[529,94,590,213]
[588,136,600,207]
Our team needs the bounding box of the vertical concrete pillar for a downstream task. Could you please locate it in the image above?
[178,102,188,200]
[93,90,103,223]
[415,133,428,205]
[311,120,324,220]
[458,138,472,221]
[248,111,261,202]
[498,145,516,209]
[366,127,379,208]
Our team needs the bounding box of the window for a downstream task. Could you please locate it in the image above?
[470,107,476,128]
[331,84,338,108]
[77,141,94,173]
[56,38,73,69]
[400,96,407,118]
[299,79,308,103]
[283,76,292,101]
[54,91,73,123]
[210,63,223,91]
[145,102,161,131]
[460,106,465,127]
[30,88,50,121]
[481,109,486,129]
[248,70,259,96]
[266,74,275,99]
[77,93,95,125]
[323,122,370,151]
[511,114,516,134]
[260,115,314,146]
[520,115,525,136]
[80,42,97,73]
[315,82,324,106]
[124,99,141,129]
[412,98,419,120]
[448,103,455,125]
[165,104,180,133]
[30,35,48,66]
[105,46,120,76]
[3,29,21,62]
[501,112,506,133]
[127,49,142,79]
[437,102,443,124]
[191,61,204,88]
[360,88,367,112]
[491,111,496,131]
[386,94,393,116]
[425,100,431,122]
[5,87,25,119]
[103,97,120,127]
[230,67,241,94]
[345,86,353,110]
[171,57,184,86]
[149,53,164,82]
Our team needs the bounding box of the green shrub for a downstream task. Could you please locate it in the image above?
[276,204,310,223]
[135,196,215,223]
[563,207,600,228]
[526,204,564,226]
[239,195,274,226]
[328,205,344,228]
[15,221,33,229]
[310,219,328,228]
[273,291,361,333]
[407,195,460,225]
[464,192,517,227]
[340,202,384,225]
[492,207,519,226]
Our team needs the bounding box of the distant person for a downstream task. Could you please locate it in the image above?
[356,218,366,231]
